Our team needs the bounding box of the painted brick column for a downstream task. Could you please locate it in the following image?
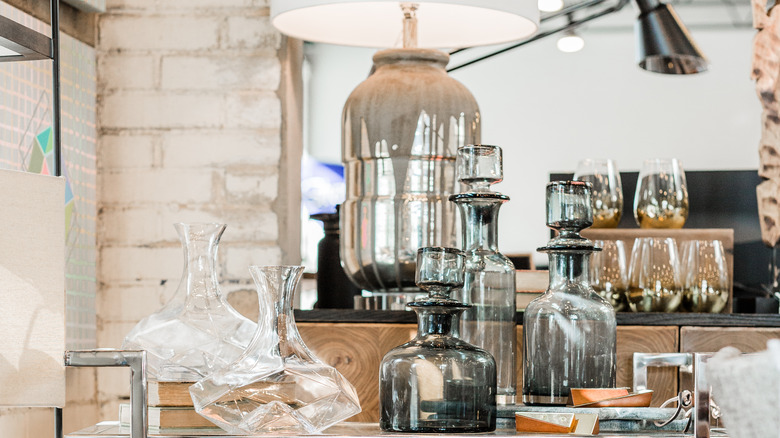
[96,0,302,418]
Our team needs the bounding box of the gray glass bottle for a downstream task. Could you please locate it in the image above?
[379,247,496,433]
[523,181,617,405]
[451,145,517,405]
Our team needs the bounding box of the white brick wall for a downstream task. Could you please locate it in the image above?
[97,0,302,419]
[161,54,281,90]
[161,131,281,167]
[99,16,221,51]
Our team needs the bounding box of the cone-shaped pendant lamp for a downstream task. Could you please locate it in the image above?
[635,0,708,74]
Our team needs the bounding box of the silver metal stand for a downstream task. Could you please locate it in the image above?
[694,353,714,438]
[55,407,63,438]
[64,350,148,438]
[50,0,61,177]
[633,352,693,392]
[632,351,715,438]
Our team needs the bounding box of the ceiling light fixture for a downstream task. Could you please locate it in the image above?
[539,0,565,13]
[557,29,584,53]
[635,0,708,74]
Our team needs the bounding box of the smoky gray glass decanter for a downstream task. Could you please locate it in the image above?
[379,247,496,433]
[122,223,256,382]
[190,265,361,434]
[450,145,517,405]
[523,181,617,405]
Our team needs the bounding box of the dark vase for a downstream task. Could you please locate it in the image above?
[379,247,496,433]
[311,207,362,308]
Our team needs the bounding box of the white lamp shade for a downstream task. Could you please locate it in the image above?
[271,0,540,48]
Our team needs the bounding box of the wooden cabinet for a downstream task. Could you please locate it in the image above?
[680,327,780,353]
[616,326,678,406]
[297,323,415,423]
[299,323,680,421]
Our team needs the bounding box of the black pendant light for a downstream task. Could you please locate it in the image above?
[635,0,708,74]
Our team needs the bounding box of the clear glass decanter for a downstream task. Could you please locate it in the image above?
[122,223,256,382]
[190,265,361,434]
[450,145,517,405]
[380,247,496,433]
[523,181,617,405]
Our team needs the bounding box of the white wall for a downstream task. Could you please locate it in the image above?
[305,18,760,262]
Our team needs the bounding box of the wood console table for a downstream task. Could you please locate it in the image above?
[293,310,780,423]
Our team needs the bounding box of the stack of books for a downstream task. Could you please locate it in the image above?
[119,381,219,433]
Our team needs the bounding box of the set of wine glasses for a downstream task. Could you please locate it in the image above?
[573,158,689,229]
[590,238,729,313]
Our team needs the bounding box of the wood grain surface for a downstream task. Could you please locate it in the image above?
[299,322,682,421]
[680,327,780,394]
[680,327,780,353]
[616,326,679,406]
[298,323,416,422]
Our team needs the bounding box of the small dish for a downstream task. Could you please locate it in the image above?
[572,390,654,408]
[570,387,630,406]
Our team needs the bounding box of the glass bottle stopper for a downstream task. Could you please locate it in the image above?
[415,246,465,303]
[457,145,503,192]
[544,181,599,249]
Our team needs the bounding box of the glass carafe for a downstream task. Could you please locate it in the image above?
[451,145,516,404]
[122,223,256,382]
[523,182,617,405]
[380,247,496,433]
[190,265,361,434]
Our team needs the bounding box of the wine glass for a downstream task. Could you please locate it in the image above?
[633,159,689,228]
[680,240,729,313]
[627,237,682,312]
[574,159,623,228]
[591,240,629,311]
[415,247,465,301]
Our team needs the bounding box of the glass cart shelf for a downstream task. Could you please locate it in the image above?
[67,420,722,438]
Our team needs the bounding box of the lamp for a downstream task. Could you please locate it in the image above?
[635,0,707,74]
[271,1,539,304]
[557,14,584,53]
[271,1,539,48]
[538,0,564,13]
[557,29,584,53]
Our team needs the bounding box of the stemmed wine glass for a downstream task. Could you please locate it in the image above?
[574,159,623,228]
[591,240,629,311]
[627,237,683,312]
[416,246,465,301]
[680,240,729,313]
[633,159,689,229]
